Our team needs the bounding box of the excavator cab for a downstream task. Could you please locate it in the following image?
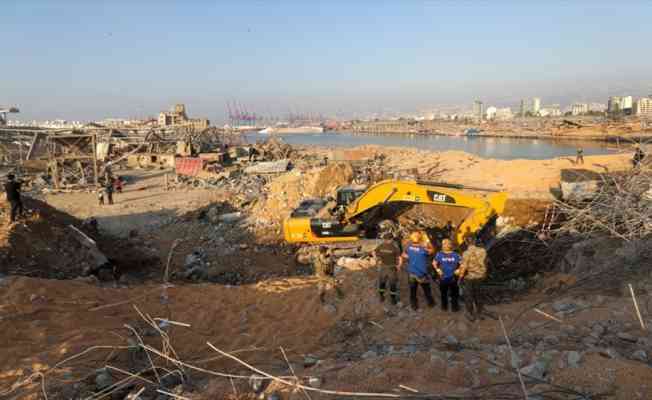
[336,185,367,208]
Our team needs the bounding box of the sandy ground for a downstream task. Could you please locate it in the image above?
[42,169,225,237]
[334,145,633,199]
[2,264,652,399]
[1,147,648,399]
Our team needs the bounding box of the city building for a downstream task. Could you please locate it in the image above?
[519,99,526,117]
[587,103,606,112]
[532,97,541,115]
[494,107,514,121]
[571,103,589,116]
[635,97,652,117]
[539,105,562,117]
[158,103,210,130]
[608,96,633,114]
[485,106,497,120]
[473,100,484,121]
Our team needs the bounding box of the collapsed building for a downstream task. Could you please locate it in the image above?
[158,103,210,131]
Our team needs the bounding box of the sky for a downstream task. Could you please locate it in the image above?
[2,1,652,123]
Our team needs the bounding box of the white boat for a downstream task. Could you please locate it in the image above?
[258,127,275,134]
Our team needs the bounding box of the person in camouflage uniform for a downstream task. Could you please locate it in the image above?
[314,246,341,303]
[459,235,495,321]
[374,232,401,304]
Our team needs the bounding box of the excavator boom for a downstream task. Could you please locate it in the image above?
[344,180,507,244]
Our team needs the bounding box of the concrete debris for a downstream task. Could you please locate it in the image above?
[244,159,290,174]
[617,332,638,343]
[599,347,620,359]
[631,349,648,362]
[566,351,583,368]
[95,368,113,390]
[519,360,549,381]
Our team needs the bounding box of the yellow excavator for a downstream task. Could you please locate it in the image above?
[283,179,508,246]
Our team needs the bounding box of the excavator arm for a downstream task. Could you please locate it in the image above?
[284,179,507,245]
[344,180,508,244]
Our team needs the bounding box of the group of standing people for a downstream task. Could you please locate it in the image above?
[97,176,123,206]
[374,229,493,322]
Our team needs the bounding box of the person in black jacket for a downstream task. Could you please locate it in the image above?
[5,174,23,222]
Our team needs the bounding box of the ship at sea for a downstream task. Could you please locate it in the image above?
[258,126,324,134]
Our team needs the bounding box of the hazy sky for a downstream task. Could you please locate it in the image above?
[3,1,652,122]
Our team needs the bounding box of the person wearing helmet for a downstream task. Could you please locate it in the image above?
[374,231,401,305]
[398,231,435,311]
[4,174,24,223]
[433,239,462,312]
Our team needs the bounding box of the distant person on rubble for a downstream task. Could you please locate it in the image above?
[575,147,584,165]
[97,188,105,206]
[458,235,495,321]
[113,176,123,194]
[633,145,646,168]
[399,231,435,311]
[313,246,342,304]
[374,231,401,305]
[4,174,24,223]
[433,239,462,312]
[248,147,259,162]
[104,180,114,205]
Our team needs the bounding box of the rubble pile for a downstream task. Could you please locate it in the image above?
[255,137,295,161]
[0,198,159,281]
[253,162,355,224]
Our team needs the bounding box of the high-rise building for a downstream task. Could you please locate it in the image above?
[608,96,633,114]
[532,98,541,115]
[635,97,652,116]
[571,103,589,116]
[608,96,622,113]
[473,100,484,121]
[485,106,497,120]
[519,99,526,117]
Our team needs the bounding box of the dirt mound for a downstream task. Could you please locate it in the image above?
[0,198,159,280]
[253,162,354,224]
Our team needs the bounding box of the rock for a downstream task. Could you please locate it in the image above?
[599,348,619,359]
[510,352,522,370]
[161,372,183,388]
[543,335,560,345]
[617,332,638,343]
[219,212,243,223]
[322,304,337,315]
[307,377,322,388]
[487,367,500,375]
[592,324,606,337]
[445,335,459,346]
[519,361,548,381]
[95,368,113,390]
[303,355,319,368]
[267,393,281,400]
[430,350,453,363]
[184,248,206,269]
[566,351,583,368]
[361,350,377,359]
[97,268,114,282]
[75,275,100,285]
[552,301,575,313]
[632,350,648,362]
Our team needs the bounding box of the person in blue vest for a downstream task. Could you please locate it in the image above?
[433,239,462,312]
[398,231,436,311]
